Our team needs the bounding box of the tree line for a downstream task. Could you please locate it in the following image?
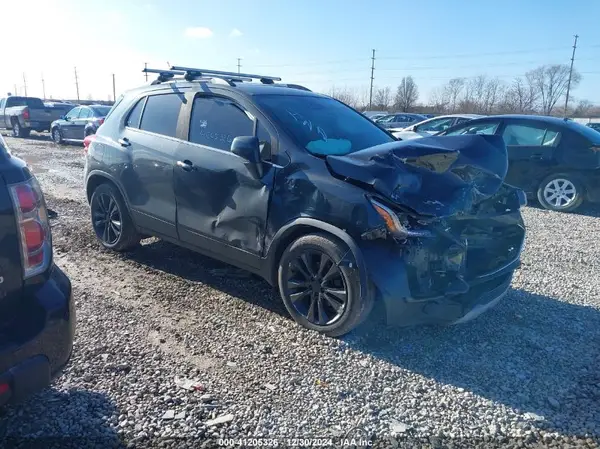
[327,64,598,117]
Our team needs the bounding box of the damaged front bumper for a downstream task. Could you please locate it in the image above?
[359,210,525,327]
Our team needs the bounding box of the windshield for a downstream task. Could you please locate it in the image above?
[255,94,394,155]
[91,106,112,116]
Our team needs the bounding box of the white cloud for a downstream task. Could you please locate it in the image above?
[185,27,214,39]
[229,28,243,38]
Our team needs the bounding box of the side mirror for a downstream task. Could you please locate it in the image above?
[60,115,66,120]
[231,136,263,178]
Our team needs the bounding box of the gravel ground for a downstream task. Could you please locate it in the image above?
[1,133,599,449]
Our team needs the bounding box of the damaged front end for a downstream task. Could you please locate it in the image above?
[326,135,526,325]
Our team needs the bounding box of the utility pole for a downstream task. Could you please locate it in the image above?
[14,84,17,96]
[22,73,28,97]
[112,74,116,102]
[564,34,579,116]
[41,73,46,100]
[369,49,375,110]
[74,67,80,101]
[237,58,241,74]
[144,62,148,82]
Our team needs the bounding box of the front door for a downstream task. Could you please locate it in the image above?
[62,107,81,138]
[72,107,91,139]
[173,94,275,270]
[501,121,559,192]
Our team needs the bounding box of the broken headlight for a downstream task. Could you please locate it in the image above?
[369,198,432,239]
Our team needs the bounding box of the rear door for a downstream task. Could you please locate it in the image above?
[172,92,277,270]
[118,93,182,239]
[501,120,560,191]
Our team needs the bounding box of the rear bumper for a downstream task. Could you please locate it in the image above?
[24,121,52,131]
[0,264,75,406]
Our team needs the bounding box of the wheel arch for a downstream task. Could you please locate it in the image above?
[265,218,369,301]
[86,170,132,212]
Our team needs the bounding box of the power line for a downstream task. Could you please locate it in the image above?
[565,34,579,115]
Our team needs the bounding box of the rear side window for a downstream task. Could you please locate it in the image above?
[188,97,253,151]
[502,124,561,147]
[140,94,182,138]
[126,98,145,128]
[79,108,92,119]
[446,121,500,136]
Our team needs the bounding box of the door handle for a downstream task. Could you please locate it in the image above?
[118,137,131,147]
[176,160,194,171]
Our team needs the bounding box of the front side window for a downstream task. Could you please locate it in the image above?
[445,121,500,136]
[255,94,394,156]
[257,121,273,159]
[65,107,80,120]
[139,94,182,138]
[188,97,253,151]
[418,117,455,132]
[502,124,546,146]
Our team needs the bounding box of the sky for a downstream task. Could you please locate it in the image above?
[3,0,600,105]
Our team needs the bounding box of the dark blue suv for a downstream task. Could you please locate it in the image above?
[0,134,74,406]
[84,67,526,337]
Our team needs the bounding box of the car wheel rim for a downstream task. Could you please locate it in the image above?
[543,178,577,208]
[14,123,19,135]
[92,193,122,245]
[53,130,60,142]
[284,250,347,326]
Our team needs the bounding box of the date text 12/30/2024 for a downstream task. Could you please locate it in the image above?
[217,438,374,447]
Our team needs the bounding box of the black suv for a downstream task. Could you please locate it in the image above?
[0,134,74,405]
[84,67,526,336]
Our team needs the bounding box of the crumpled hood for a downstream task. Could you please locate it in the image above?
[326,134,509,217]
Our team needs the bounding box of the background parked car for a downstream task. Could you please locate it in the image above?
[0,134,74,406]
[587,122,600,133]
[51,104,112,144]
[391,114,483,140]
[437,115,600,212]
[376,113,427,129]
[0,96,64,137]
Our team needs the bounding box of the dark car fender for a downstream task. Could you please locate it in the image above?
[84,123,97,136]
[265,217,369,301]
[85,169,134,215]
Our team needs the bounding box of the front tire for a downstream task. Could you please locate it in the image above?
[52,127,63,144]
[277,233,370,337]
[90,183,140,251]
[537,173,584,212]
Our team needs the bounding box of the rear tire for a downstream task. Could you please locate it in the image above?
[12,121,30,138]
[90,183,140,251]
[277,233,370,337]
[537,173,584,212]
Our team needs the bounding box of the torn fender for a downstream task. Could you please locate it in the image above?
[326,135,508,217]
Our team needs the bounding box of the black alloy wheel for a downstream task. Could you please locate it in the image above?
[284,250,348,325]
[91,191,122,246]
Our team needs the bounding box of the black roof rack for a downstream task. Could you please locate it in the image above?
[142,66,311,91]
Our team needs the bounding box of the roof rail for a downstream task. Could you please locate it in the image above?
[143,68,185,85]
[171,66,281,84]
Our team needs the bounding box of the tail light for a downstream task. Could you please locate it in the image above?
[22,108,30,120]
[97,118,105,125]
[9,177,52,278]
[83,134,96,153]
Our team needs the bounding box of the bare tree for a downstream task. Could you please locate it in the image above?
[428,86,450,113]
[573,99,594,116]
[444,78,466,112]
[528,64,581,115]
[373,87,392,110]
[393,76,419,112]
[502,75,538,113]
[482,77,504,114]
[328,86,359,109]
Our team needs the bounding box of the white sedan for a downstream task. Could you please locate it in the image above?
[390,114,484,140]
